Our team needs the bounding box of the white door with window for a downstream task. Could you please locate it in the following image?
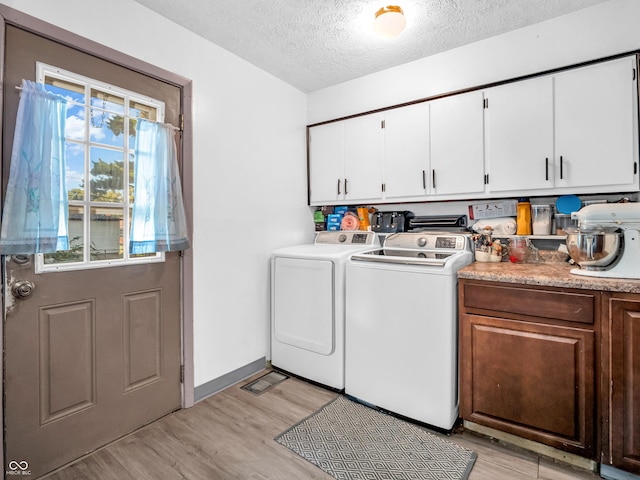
[2,26,184,478]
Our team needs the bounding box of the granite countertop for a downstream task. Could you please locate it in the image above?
[458,260,640,294]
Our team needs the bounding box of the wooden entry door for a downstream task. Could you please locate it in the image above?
[3,26,183,478]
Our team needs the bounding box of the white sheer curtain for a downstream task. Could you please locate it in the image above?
[129,119,189,254]
[0,80,68,254]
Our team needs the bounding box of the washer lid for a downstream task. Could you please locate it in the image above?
[350,248,462,266]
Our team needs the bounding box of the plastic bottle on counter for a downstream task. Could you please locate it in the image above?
[531,204,552,235]
[516,198,532,235]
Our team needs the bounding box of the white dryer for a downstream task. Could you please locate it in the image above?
[270,231,378,390]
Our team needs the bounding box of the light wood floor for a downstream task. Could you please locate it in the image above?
[45,370,603,480]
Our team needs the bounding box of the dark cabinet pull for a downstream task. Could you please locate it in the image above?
[560,156,564,179]
[337,179,341,195]
[545,157,549,181]
[432,170,436,189]
[345,178,348,195]
[422,170,426,189]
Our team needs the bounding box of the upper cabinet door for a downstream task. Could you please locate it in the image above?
[554,57,639,190]
[485,75,554,193]
[308,122,345,205]
[343,114,385,202]
[430,91,485,196]
[382,102,430,200]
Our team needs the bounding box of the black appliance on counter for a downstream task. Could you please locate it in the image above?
[407,215,468,232]
[370,211,413,233]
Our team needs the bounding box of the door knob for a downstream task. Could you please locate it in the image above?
[11,280,35,298]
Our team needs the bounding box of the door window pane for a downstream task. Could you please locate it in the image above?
[90,147,124,202]
[43,77,86,141]
[128,206,155,259]
[90,89,125,147]
[128,152,135,204]
[43,205,84,264]
[66,141,85,201]
[90,206,124,260]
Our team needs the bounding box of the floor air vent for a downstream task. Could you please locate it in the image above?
[241,371,289,395]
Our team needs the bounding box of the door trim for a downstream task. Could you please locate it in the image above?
[0,4,195,473]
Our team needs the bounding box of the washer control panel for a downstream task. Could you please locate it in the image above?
[315,231,377,245]
[383,232,470,251]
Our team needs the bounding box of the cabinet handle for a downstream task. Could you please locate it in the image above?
[337,179,341,195]
[432,170,436,189]
[345,178,348,195]
[422,170,426,189]
[560,156,564,179]
[545,157,549,181]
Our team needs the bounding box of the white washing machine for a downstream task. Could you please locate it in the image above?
[270,230,378,390]
[345,232,474,430]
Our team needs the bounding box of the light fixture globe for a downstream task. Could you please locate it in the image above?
[373,5,406,38]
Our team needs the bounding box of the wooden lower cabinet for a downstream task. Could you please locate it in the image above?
[605,294,640,474]
[459,280,598,459]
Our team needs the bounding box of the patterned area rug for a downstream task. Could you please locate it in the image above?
[275,395,476,480]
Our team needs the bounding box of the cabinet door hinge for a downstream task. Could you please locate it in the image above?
[180,365,185,383]
[179,113,184,131]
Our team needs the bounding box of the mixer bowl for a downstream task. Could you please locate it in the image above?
[566,228,621,267]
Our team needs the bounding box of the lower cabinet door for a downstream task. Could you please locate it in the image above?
[460,313,595,458]
[609,298,640,473]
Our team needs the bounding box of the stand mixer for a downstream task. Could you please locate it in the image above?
[567,203,640,279]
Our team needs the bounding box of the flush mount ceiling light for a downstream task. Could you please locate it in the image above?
[373,5,406,39]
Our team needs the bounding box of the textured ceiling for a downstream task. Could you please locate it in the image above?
[132,0,610,93]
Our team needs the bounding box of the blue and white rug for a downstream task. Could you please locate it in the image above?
[275,395,476,480]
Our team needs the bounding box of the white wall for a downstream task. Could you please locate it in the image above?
[308,0,640,124]
[2,0,312,388]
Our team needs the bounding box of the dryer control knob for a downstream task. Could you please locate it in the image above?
[338,234,347,243]
[417,237,427,247]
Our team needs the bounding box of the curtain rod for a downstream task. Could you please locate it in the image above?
[12,83,179,131]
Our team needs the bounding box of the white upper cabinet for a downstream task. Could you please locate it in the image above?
[430,91,486,196]
[382,102,430,201]
[485,75,555,194]
[308,55,639,206]
[343,113,385,202]
[308,121,345,205]
[554,57,639,192]
[308,114,384,205]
